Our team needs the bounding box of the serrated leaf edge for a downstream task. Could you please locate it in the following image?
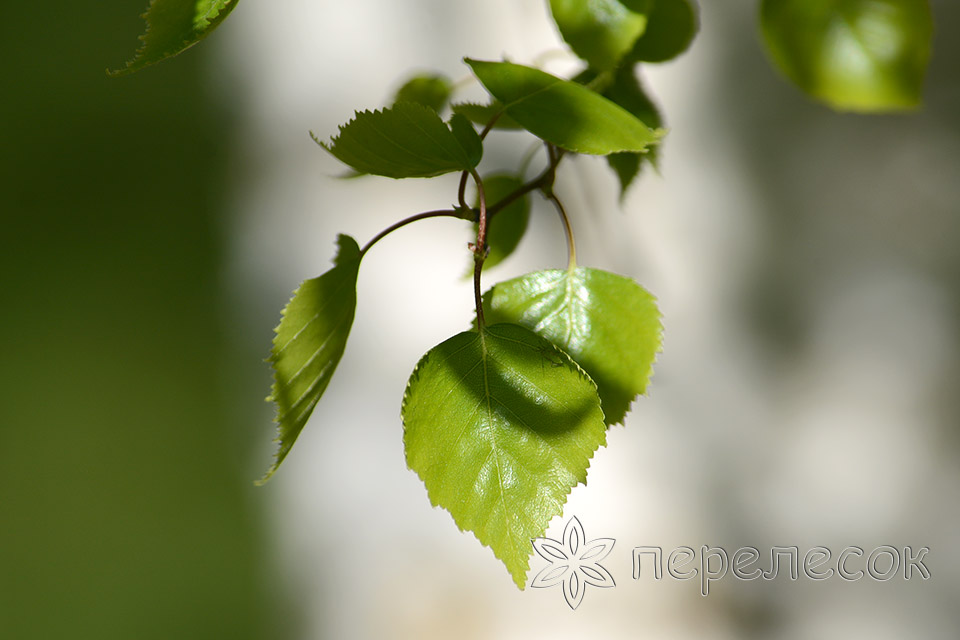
[109,0,239,77]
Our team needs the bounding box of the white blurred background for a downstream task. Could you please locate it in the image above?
[216,1,960,638]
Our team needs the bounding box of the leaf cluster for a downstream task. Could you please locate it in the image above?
[109,0,937,591]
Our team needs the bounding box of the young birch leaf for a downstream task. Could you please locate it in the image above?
[402,323,607,588]
[317,102,482,178]
[393,73,453,112]
[469,174,530,273]
[483,268,662,426]
[625,0,699,63]
[465,59,664,155]
[110,0,239,76]
[549,0,653,71]
[260,235,362,484]
[760,0,933,112]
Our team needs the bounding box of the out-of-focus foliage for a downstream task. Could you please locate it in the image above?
[760,0,934,112]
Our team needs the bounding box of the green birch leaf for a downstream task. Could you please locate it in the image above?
[483,268,662,426]
[760,0,933,112]
[402,323,607,588]
[548,0,653,70]
[625,0,699,63]
[110,0,239,76]
[393,74,453,112]
[316,102,483,178]
[470,174,530,272]
[450,102,524,130]
[465,59,664,155]
[259,235,362,484]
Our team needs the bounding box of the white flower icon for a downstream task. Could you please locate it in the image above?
[530,516,616,609]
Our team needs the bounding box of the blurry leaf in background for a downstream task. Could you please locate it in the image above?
[402,323,607,589]
[466,58,664,155]
[549,0,653,70]
[625,0,699,63]
[110,0,239,76]
[0,1,289,638]
[760,0,933,112]
[392,73,453,112]
[263,235,361,484]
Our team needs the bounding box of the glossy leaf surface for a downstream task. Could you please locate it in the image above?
[111,0,238,76]
[402,323,607,588]
[465,59,663,155]
[760,0,933,112]
[483,268,662,425]
[317,103,482,178]
[549,0,653,70]
[261,235,361,483]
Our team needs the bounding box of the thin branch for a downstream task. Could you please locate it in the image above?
[545,192,577,270]
[470,170,488,328]
[359,209,468,258]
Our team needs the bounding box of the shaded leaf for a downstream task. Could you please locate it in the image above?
[110,0,239,76]
[402,323,607,588]
[450,102,524,130]
[601,66,664,195]
[317,102,482,178]
[625,0,699,63]
[393,73,453,112]
[470,174,531,273]
[549,0,653,70]
[483,268,662,426]
[260,235,362,483]
[760,0,933,112]
[465,59,664,155]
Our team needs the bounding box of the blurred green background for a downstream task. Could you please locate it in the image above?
[0,2,289,638]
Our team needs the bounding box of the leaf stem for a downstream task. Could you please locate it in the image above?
[546,192,577,270]
[471,169,488,328]
[359,209,469,258]
[487,143,566,221]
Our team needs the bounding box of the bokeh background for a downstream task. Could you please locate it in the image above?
[2,1,958,638]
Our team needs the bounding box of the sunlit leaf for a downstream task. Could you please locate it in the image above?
[316,103,482,178]
[471,174,530,272]
[483,268,662,426]
[549,0,653,70]
[393,73,453,112]
[760,0,933,112]
[402,323,607,588]
[260,235,362,484]
[465,59,664,155]
[110,0,239,76]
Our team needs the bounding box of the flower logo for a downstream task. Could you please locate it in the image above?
[530,516,616,609]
